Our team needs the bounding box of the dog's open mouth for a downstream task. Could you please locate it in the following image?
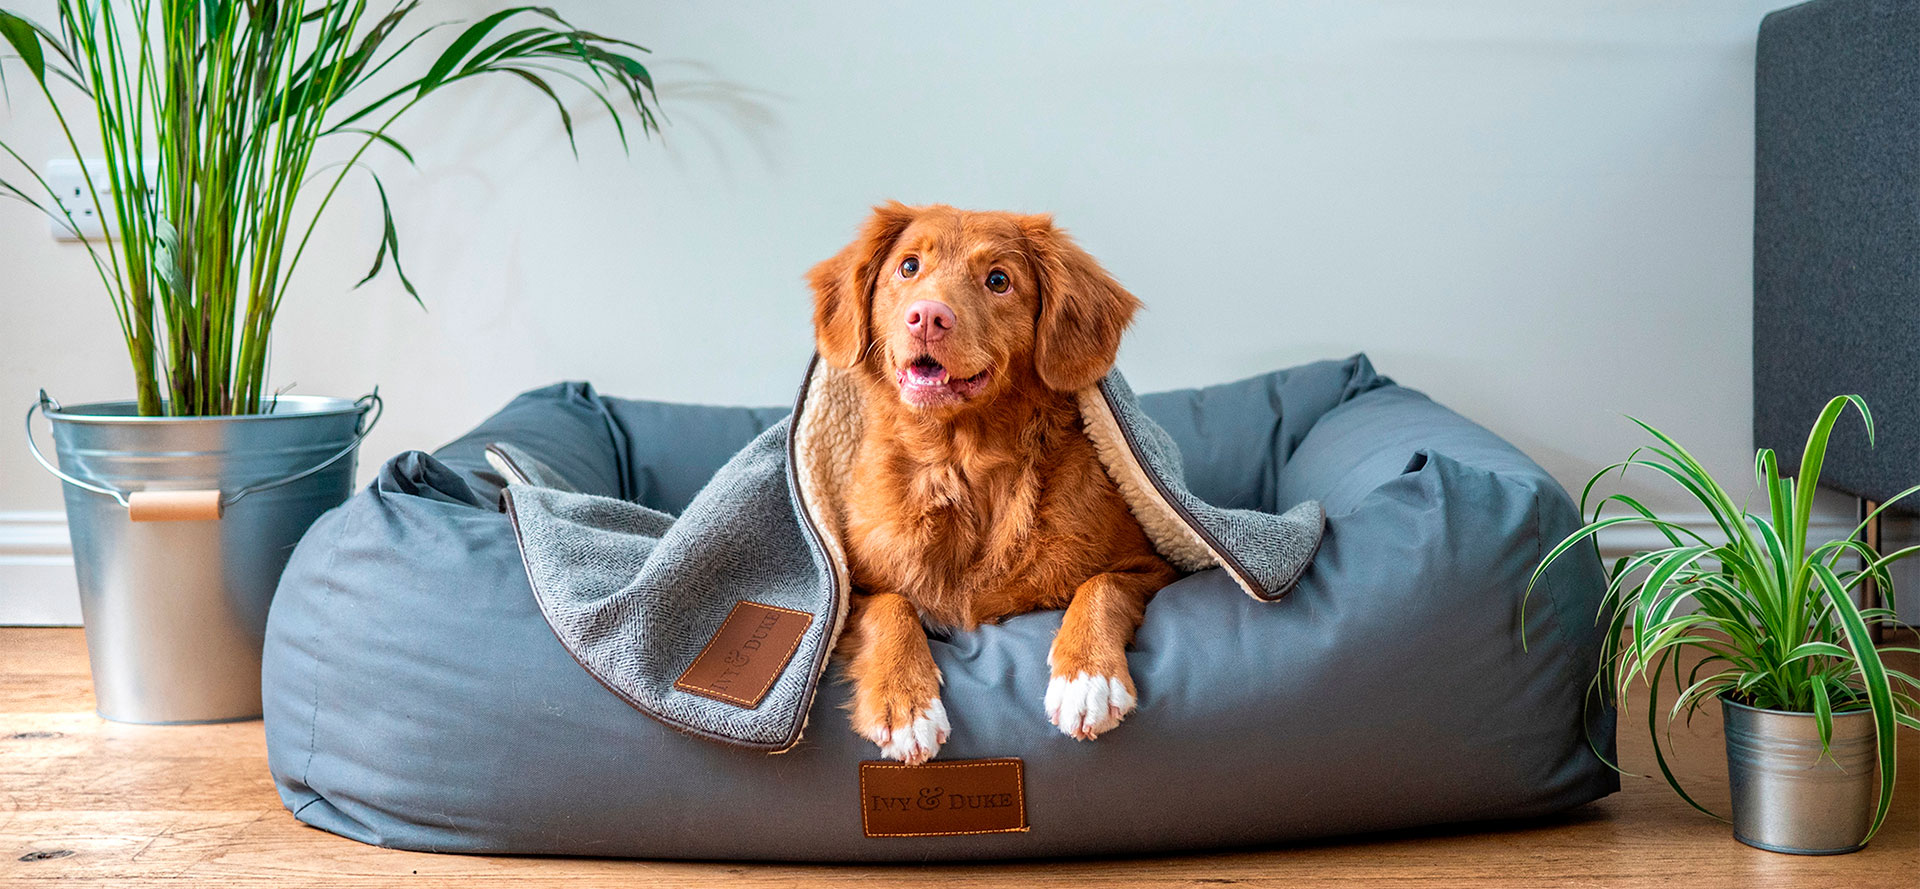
[896,355,991,406]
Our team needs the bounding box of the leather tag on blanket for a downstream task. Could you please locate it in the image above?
[674,601,812,709]
[860,758,1029,837]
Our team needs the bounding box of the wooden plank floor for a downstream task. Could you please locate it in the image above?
[1,627,1913,887]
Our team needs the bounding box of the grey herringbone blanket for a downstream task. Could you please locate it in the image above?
[500,360,1324,751]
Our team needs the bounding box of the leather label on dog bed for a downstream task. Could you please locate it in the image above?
[674,601,812,709]
[859,758,1028,837]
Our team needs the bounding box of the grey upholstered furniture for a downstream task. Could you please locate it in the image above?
[1755,0,1919,625]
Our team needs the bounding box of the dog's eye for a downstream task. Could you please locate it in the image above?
[900,256,920,278]
[985,270,1010,293]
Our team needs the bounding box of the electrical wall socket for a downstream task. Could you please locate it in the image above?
[45,157,158,242]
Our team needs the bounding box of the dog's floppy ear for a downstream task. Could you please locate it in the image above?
[807,202,918,368]
[1020,215,1141,392]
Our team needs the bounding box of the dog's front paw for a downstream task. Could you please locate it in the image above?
[853,695,950,764]
[1045,671,1136,741]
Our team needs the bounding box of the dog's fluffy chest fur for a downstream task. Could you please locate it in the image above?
[840,389,1153,630]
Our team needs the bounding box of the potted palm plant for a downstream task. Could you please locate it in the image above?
[1532,396,1919,854]
[3,1,659,724]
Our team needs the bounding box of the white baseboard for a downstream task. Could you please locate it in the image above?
[0,511,82,625]
[0,506,1882,627]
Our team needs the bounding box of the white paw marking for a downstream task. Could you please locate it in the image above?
[869,697,950,764]
[1045,672,1135,740]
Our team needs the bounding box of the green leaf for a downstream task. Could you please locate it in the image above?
[355,173,420,307]
[1596,493,1700,548]
[1811,563,1897,843]
[0,171,57,217]
[1793,396,1872,566]
[1,10,80,94]
[1670,669,1738,723]
[0,12,45,86]
[1624,420,1758,555]
[1646,649,1726,822]
[457,26,555,74]
[335,127,417,167]
[1811,678,1833,754]
[1742,514,1796,619]
[1757,448,1792,555]
[1627,454,1744,544]
[1780,641,1849,666]
[1633,545,1711,633]
[1882,668,1920,696]
[502,67,576,156]
[511,60,632,152]
[323,19,452,133]
[418,7,534,97]
[1532,516,1680,590]
[203,0,233,37]
[154,217,183,294]
[1861,543,1920,580]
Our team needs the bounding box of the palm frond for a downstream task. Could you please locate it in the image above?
[0,0,661,416]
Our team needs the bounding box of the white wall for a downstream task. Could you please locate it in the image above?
[6,1,1888,623]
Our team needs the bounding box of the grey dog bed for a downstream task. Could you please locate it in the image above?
[262,354,1615,860]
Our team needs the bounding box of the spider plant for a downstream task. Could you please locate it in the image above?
[1529,395,1920,844]
[0,1,658,416]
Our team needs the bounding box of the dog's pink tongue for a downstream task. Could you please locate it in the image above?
[905,363,949,386]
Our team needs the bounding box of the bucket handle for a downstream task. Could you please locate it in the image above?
[25,389,383,519]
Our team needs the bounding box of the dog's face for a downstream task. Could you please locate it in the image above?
[864,209,1039,410]
[809,203,1140,415]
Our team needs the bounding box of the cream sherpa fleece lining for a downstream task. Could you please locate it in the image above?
[791,365,1246,614]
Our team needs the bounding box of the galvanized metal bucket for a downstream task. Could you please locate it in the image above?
[26,391,380,724]
[1722,695,1878,855]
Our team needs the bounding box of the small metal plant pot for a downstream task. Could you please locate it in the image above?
[1722,695,1878,855]
[27,391,379,724]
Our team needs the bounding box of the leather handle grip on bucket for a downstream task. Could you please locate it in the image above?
[127,490,224,522]
[25,389,383,517]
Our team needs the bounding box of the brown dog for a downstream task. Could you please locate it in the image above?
[808,202,1180,763]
